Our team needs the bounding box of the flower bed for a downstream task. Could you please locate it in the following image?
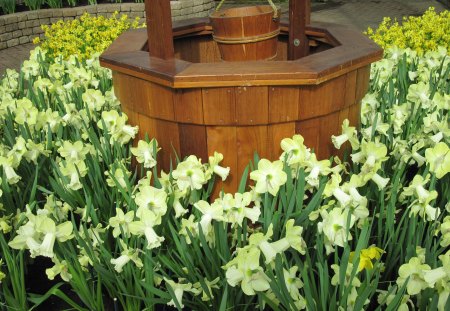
[0,9,449,311]
[0,0,215,50]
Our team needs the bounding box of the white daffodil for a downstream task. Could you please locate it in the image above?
[14,98,38,126]
[59,160,88,191]
[271,219,306,255]
[0,155,21,184]
[318,207,356,252]
[224,192,260,227]
[131,139,159,169]
[440,216,450,247]
[323,174,351,207]
[332,119,360,150]
[206,152,230,181]
[129,208,164,250]
[57,140,90,163]
[304,153,332,188]
[331,263,361,287]
[425,142,450,179]
[110,240,143,273]
[193,277,220,302]
[46,257,72,282]
[179,214,198,244]
[165,278,194,309]
[224,247,270,296]
[82,89,106,112]
[109,208,134,238]
[283,267,306,309]
[396,257,431,296]
[134,185,168,217]
[172,188,189,218]
[250,159,287,196]
[105,166,131,189]
[280,134,311,175]
[172,155,207,191]
[194,200,225,234]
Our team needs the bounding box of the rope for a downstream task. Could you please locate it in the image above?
[213,29,280,44]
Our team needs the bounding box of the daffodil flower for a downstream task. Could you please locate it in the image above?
[425,142,450,179]
[224,192,260,227]
[318,207,356,252]
[129,208,164,249]
[172,155,207,191]
[440,216,450,247]
[224,247,270,296]
[105,166,131,189]
[59,160,88,191]
[193,277,220,302]
[350,245,384,272]
[205,152,230,181]
[165,278,194,309]
[131,139,159,169]
[134,185,168,217]
[82,88,106,112]
[396,257,431,295]
[57,140,90,163]
[332,119,360,150]
[46,257,72,282]
[279,134,311,169]
[110,240,143,273]
[304,153,331,188]
[194,200,225,234]
[250,159,287,196]
[109,208,134,238]
[179,215,198,244]
[0,155,21,184]
[271,219,306,255]
[324,174,351,207]
[283,267,306,309]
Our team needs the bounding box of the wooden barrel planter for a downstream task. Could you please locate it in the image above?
[210,5,281,61]
[100,0,382,193]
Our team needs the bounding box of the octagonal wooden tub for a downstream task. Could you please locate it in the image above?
[100,13,382,193]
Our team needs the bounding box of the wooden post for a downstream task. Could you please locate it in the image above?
[145,0,174,60]
[288,0,309,60]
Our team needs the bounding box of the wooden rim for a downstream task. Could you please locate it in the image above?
[213,29,280,44]
[209,5,278,19]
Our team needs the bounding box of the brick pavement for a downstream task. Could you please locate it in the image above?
[0,0,446,76]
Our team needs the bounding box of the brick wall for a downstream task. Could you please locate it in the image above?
[0,0,215,50]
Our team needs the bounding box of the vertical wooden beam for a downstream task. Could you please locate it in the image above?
[288,0,309,60]
[145,0,174,60]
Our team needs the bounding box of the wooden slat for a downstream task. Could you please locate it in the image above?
[179,124,208,161]
[237,126,269,178]
[355,65,371,102]
[207,126,238,194]
[296,118,320,155]
[268,122,296,159]
[145,0,174,60]
[298,74,346,120]
[148,82,175,120]
[202,88,236,125]
[235,87,269,125]
[174,89,204,124]
[269,86,299,123]
[317,111,341,159]
[288,0,309,60]
[344,70,357,108]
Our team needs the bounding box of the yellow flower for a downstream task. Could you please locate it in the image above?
[350,245,384,272]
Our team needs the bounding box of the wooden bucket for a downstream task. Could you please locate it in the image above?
[210,5,281,61]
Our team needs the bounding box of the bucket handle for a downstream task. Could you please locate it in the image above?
[215,0,279,18]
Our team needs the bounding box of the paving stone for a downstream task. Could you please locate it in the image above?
[19,36,29,44]
[27,12,39,20]
[38,10,53,19]
[7,39,19,48]
[12,30,22,38]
